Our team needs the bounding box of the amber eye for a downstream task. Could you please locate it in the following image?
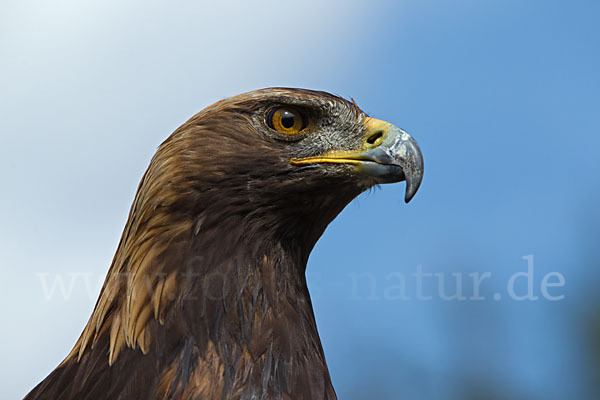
[265,107,307,135]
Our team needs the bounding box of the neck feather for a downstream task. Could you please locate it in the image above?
[64,211,338,399]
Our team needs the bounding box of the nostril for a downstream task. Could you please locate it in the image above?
[366,131,383,145]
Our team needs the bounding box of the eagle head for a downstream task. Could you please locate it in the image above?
[147,87,423,248]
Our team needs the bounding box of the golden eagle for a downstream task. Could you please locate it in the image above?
[25,88,423,399]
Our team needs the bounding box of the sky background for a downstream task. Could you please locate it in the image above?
[1,0,599,399]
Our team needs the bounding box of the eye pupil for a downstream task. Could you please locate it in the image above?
[280,111,295,129]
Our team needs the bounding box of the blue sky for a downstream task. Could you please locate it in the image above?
[1,1,599,399]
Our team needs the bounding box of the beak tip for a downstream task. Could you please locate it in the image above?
[404,188,416,203]
[403,174,422,203]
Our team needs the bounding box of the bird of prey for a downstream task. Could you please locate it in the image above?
[25,88,423,400]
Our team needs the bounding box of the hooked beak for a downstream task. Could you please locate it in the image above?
[290,117,424,203]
